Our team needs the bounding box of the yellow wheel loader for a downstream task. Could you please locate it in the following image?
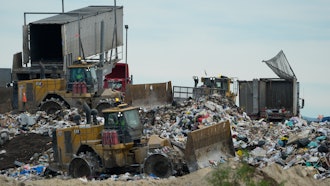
[16,62,122,115]
[49,103,235,178]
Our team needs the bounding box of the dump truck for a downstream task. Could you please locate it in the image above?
[238,50,304,120]
[173,75,237,103]
[49,103,235,178]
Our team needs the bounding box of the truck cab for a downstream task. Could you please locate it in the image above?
[103,63,130,93]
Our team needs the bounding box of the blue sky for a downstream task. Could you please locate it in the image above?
[0,0,329,117]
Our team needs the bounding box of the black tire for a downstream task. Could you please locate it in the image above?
[39,98,65,114]
[143,153,173,178]
[69,152,100,179]
[96,102,112,117]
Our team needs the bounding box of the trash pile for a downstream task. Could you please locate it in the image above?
[0,94,329,181]
[138,94,330,180]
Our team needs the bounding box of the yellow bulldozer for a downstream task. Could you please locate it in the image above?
[16,62,122,115]
[199,75,237,103]
[173,75,237,104]
[49,103,235,178]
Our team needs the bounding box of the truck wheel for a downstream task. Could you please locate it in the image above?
[69,152,100,179]
[39,98,65,114]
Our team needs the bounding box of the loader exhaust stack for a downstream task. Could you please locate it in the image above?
[83,101,91,124]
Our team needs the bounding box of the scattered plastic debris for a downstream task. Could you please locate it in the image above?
[0,94,329,181]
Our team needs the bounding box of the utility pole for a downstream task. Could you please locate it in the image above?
[62,0,64,13]
[125,25,128,64]
[125,25,128,85]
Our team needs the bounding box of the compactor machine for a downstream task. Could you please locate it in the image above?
[173,75,237,103]
[16,61,121,115]
[50,103,235,178]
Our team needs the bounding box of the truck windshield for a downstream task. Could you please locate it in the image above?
[108,81,123,90]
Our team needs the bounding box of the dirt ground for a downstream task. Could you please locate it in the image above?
[1,168,213,186]
[0,161,329,186]
[0,133,52,170]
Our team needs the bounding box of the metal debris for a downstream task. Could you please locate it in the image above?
[0,94,329,181]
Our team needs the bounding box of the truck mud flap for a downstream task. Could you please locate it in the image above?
[125,81,173,107]
[184,120,235,172]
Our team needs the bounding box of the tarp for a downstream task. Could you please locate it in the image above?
[262,50,296,80]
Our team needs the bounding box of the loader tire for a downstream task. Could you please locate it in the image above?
[69,152,100,179]
[96,102,112,117]
[143,153,173,178]
[39,98,65,114]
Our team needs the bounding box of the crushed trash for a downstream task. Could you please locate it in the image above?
[0,94,329,181]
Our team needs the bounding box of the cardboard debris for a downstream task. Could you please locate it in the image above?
[0,94,329,181]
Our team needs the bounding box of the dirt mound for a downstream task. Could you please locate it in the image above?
[0,133,52,170]
[0,167,213,186]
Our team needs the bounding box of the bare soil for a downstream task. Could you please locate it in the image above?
[0,133,52,170]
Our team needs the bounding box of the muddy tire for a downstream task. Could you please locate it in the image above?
[69,152,100,179]
[96,102,112,117]
[143,153,173,178]
[39,98,65,114]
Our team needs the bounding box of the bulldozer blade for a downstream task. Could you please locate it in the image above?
[124,81,173,107]
[184,120,235,173]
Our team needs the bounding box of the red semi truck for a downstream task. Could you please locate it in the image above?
[103,63,131,93]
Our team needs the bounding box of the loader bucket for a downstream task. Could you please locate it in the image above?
[184,120,235,172]
[124,81,173,107]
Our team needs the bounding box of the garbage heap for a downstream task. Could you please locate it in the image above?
[0,94,329,181]
[140,94,330,180]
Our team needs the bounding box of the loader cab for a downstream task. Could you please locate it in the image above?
[201,76,229,89]
[102,104,143,144]
[200,76,230,95]
[67,63,98,93]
